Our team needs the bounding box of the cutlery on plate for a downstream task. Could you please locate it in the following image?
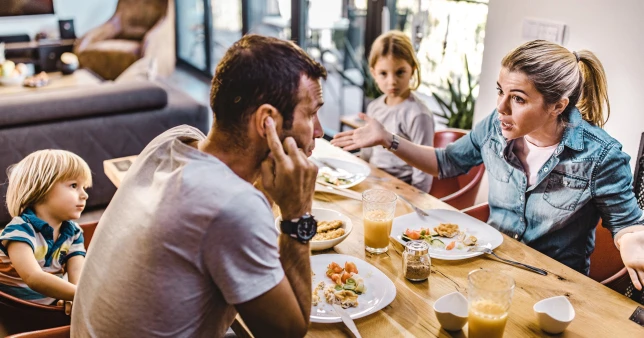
[468,246,548,276]
[311,157,359,180]
[332,303,362,338]
[397,195,429,217]
[315,182,362,201]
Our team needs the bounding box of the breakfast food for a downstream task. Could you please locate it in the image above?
[312,220,345,241]
[312,228,345,241]
[402,222,479,251]
[317,219,343,233]
[312,281,325,306]
[317,167,353,186]
[311,261,365,309]
[434,223,460,238]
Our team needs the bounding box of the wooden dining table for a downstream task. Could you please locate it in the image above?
[104,138,643,337]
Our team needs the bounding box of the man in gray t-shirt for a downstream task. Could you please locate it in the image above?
[72,35,327,337]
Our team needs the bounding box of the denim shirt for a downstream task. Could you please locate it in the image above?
[436,108,644,274]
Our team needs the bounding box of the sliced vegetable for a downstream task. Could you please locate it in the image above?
[446,241,456,250]
[430,238,445,249]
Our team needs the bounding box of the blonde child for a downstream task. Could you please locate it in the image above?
[0,150,91,314]
[360,30,434,191]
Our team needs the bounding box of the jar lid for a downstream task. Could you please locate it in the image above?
[405,240,429,256]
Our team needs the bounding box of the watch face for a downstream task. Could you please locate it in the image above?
[297,216,317,241]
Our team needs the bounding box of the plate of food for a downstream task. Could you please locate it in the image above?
[310,254,396,323]
[314,157,370,189]
[275,208,353,251]
[391,209,503,260]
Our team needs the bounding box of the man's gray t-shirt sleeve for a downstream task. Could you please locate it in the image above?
[201,191,284,305]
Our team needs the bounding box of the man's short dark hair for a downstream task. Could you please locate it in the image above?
[210,35,327,137]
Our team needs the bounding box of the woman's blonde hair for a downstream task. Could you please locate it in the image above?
[501,40,610,127]
[6,150,92,217]
[369,30,422,90]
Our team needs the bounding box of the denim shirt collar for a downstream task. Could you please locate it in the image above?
[560,108,585,151]
[494,108,586,153]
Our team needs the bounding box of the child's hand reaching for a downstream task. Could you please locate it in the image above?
[57,299,73,316]
[331,113,391,151]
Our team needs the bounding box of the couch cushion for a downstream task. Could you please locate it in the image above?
[0,81,168,128]
[86,39,141,55]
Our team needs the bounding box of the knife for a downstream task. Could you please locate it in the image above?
[332,303,362,338]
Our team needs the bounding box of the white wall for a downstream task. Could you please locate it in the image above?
[474,0,644,204]
[0,0,117,39]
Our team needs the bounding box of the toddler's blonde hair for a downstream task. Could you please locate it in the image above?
[6,150,92,217]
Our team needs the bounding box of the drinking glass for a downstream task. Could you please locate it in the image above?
[362,189,397,254]
[467,269,515,338]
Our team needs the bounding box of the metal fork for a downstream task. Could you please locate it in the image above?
[397,195,429,217]
[468,246,548,276]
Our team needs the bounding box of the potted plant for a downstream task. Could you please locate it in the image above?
[430,55,478,130]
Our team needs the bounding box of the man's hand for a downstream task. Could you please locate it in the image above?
[619,231,644,290]
[261,117,318,220]
[331,113,391,151]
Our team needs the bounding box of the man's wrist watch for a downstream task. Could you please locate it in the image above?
[280,212,317,244]
[388,134,399,152]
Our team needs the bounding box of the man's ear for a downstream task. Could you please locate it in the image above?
[551,97,570,118]
[254,104,283,139]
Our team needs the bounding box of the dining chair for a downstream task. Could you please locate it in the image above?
[6,325,70,338]
[0,221,98,335]
[429,129,485,210]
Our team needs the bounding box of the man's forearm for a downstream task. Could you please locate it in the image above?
[279,233,312,324]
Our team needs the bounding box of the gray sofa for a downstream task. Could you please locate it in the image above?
[0,80,211,224]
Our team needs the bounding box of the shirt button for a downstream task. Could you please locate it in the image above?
[520,217,524,222]
[564,181,569,187]
[499,151,503,157]
[520,195,524,201]
[543,167,549,172]
[514,234,519,239]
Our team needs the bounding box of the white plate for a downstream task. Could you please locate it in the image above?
[392,209,503,260]
[275,208,353,251]
[310,254,396,323]
[315,157,370,189]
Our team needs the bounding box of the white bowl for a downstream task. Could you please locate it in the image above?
[275,208,353,251]
[0,74,25,86]
[533,296,575,334]
[433,291,468,331]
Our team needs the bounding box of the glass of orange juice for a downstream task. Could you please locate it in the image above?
[362,189,397,254]
[467,269,515,338]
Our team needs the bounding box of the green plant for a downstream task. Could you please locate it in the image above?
[431,55,478,130]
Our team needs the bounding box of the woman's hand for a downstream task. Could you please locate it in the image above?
[619,231,644,290]
[331,113,391,151]
[57,300,73,316]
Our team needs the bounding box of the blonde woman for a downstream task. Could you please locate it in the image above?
[0,150,91,314]
[333,40,644,289]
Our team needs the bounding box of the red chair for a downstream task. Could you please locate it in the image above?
[430,129,486,210]
[6,326,70,338]
[0,222,98,335]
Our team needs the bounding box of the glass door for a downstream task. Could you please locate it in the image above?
[176,0,208,72]
[211,0,243,70]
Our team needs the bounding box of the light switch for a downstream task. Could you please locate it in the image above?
[522,18,566,44]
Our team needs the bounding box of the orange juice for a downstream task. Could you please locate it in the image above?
[468,299,509,338]
[364,210,393,249]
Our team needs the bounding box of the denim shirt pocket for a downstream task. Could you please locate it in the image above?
[543,171,589,211]
[483,138,512,183]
